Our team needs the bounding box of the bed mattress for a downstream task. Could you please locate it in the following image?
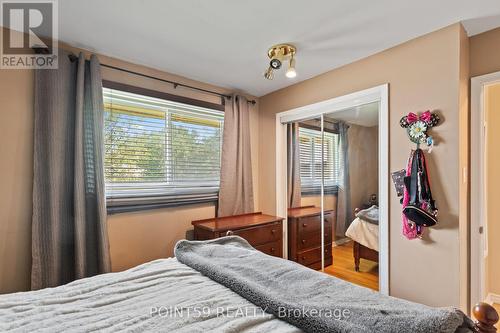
[0,258,301,333]
[345,217,379,251]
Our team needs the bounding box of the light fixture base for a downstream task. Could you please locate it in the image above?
[267,44,296,60]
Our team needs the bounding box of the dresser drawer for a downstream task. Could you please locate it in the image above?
[230,222,281,246]
[297,229,332,251]
[297,214,332,235]
[297,244,332,266]
[255,240,282,257]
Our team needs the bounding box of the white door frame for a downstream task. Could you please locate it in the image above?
[470,71,500,307]
[275,84,389,295]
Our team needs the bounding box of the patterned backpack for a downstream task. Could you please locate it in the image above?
[401,149,438,239]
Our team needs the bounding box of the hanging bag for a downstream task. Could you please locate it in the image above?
[402,149,438,228]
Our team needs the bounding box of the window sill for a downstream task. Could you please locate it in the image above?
[301,186,339,196]
[106,197,217,214]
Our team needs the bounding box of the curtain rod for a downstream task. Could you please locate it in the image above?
[65,53,256,105]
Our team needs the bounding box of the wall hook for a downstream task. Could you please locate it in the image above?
[400,110,440,151]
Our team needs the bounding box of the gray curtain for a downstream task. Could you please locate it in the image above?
[217,95,254,217]
[32,51,111,290]
[335,122,351,237]
[287,123,301,208]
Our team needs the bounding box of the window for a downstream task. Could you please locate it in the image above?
[298,126,339,195]
[103,87,224,211]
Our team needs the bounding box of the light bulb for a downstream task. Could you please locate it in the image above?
[286,67,296,78]
[286,57,296,78]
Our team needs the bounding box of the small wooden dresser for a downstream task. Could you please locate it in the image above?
[192,212,284,258]
[288,206,333,269]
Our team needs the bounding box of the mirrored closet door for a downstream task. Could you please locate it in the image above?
[284,102,381,282]
[322,105,380,288]
[285,114,329,271]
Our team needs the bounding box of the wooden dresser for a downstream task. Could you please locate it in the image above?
[288,206,333,269]
[192,212,284,258]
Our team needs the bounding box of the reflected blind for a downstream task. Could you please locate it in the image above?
[103,88,224,210]
[298,127,339,193]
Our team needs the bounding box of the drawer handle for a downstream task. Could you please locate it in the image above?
[271,229,276,234]
[226,230,234,236]
[302,223,308,227]
[302,256,306,260]
[301,239,306,244]
[271,247,275,252]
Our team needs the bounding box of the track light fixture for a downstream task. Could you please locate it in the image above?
[264,44,297,80]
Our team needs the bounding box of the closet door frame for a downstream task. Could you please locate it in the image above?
[275,84,389,295]
[470,71,500,310]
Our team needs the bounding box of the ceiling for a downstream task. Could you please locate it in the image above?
[50,1,500,96]
[326,102,379,127]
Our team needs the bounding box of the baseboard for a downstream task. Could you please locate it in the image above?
[333,238,351,247]
[485,293,500,305]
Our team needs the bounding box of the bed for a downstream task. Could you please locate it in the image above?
[0,236,497,333]
[345,207,379,271]
[0,257,300,333]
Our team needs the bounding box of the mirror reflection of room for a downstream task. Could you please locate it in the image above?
[286,102,379,290]
[287,116,331,271]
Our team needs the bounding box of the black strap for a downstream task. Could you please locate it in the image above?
[418,150,436,210]
[409,149,420,205]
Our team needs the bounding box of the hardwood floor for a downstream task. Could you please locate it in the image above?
[323,240,379,291]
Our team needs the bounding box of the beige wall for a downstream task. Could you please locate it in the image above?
[259,24,467,308]
[301,195,337,211]
[0,28,260,293]
[348,125,378,211]
[108,203,216,272]
[0,64,34,294]
[485,83,500,296]
[470,27,500,77]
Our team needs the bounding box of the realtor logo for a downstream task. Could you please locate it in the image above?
[1,0,58,69]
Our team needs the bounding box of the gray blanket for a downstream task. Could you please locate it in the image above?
[175,236,474,333]
[356,205,379,225]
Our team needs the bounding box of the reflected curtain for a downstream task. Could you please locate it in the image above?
[335,121,351,237]
[32,51,111,290]
[218,95,254,217]
[287,123,301,208]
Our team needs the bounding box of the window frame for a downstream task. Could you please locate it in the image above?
[103,81,225,112]
[102,81,225,213]
[298,125,339,196]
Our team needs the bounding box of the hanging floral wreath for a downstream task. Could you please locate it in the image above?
[399,110,440,147]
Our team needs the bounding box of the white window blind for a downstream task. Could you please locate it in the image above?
[103,87,224,210]
[298,127,339,193]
